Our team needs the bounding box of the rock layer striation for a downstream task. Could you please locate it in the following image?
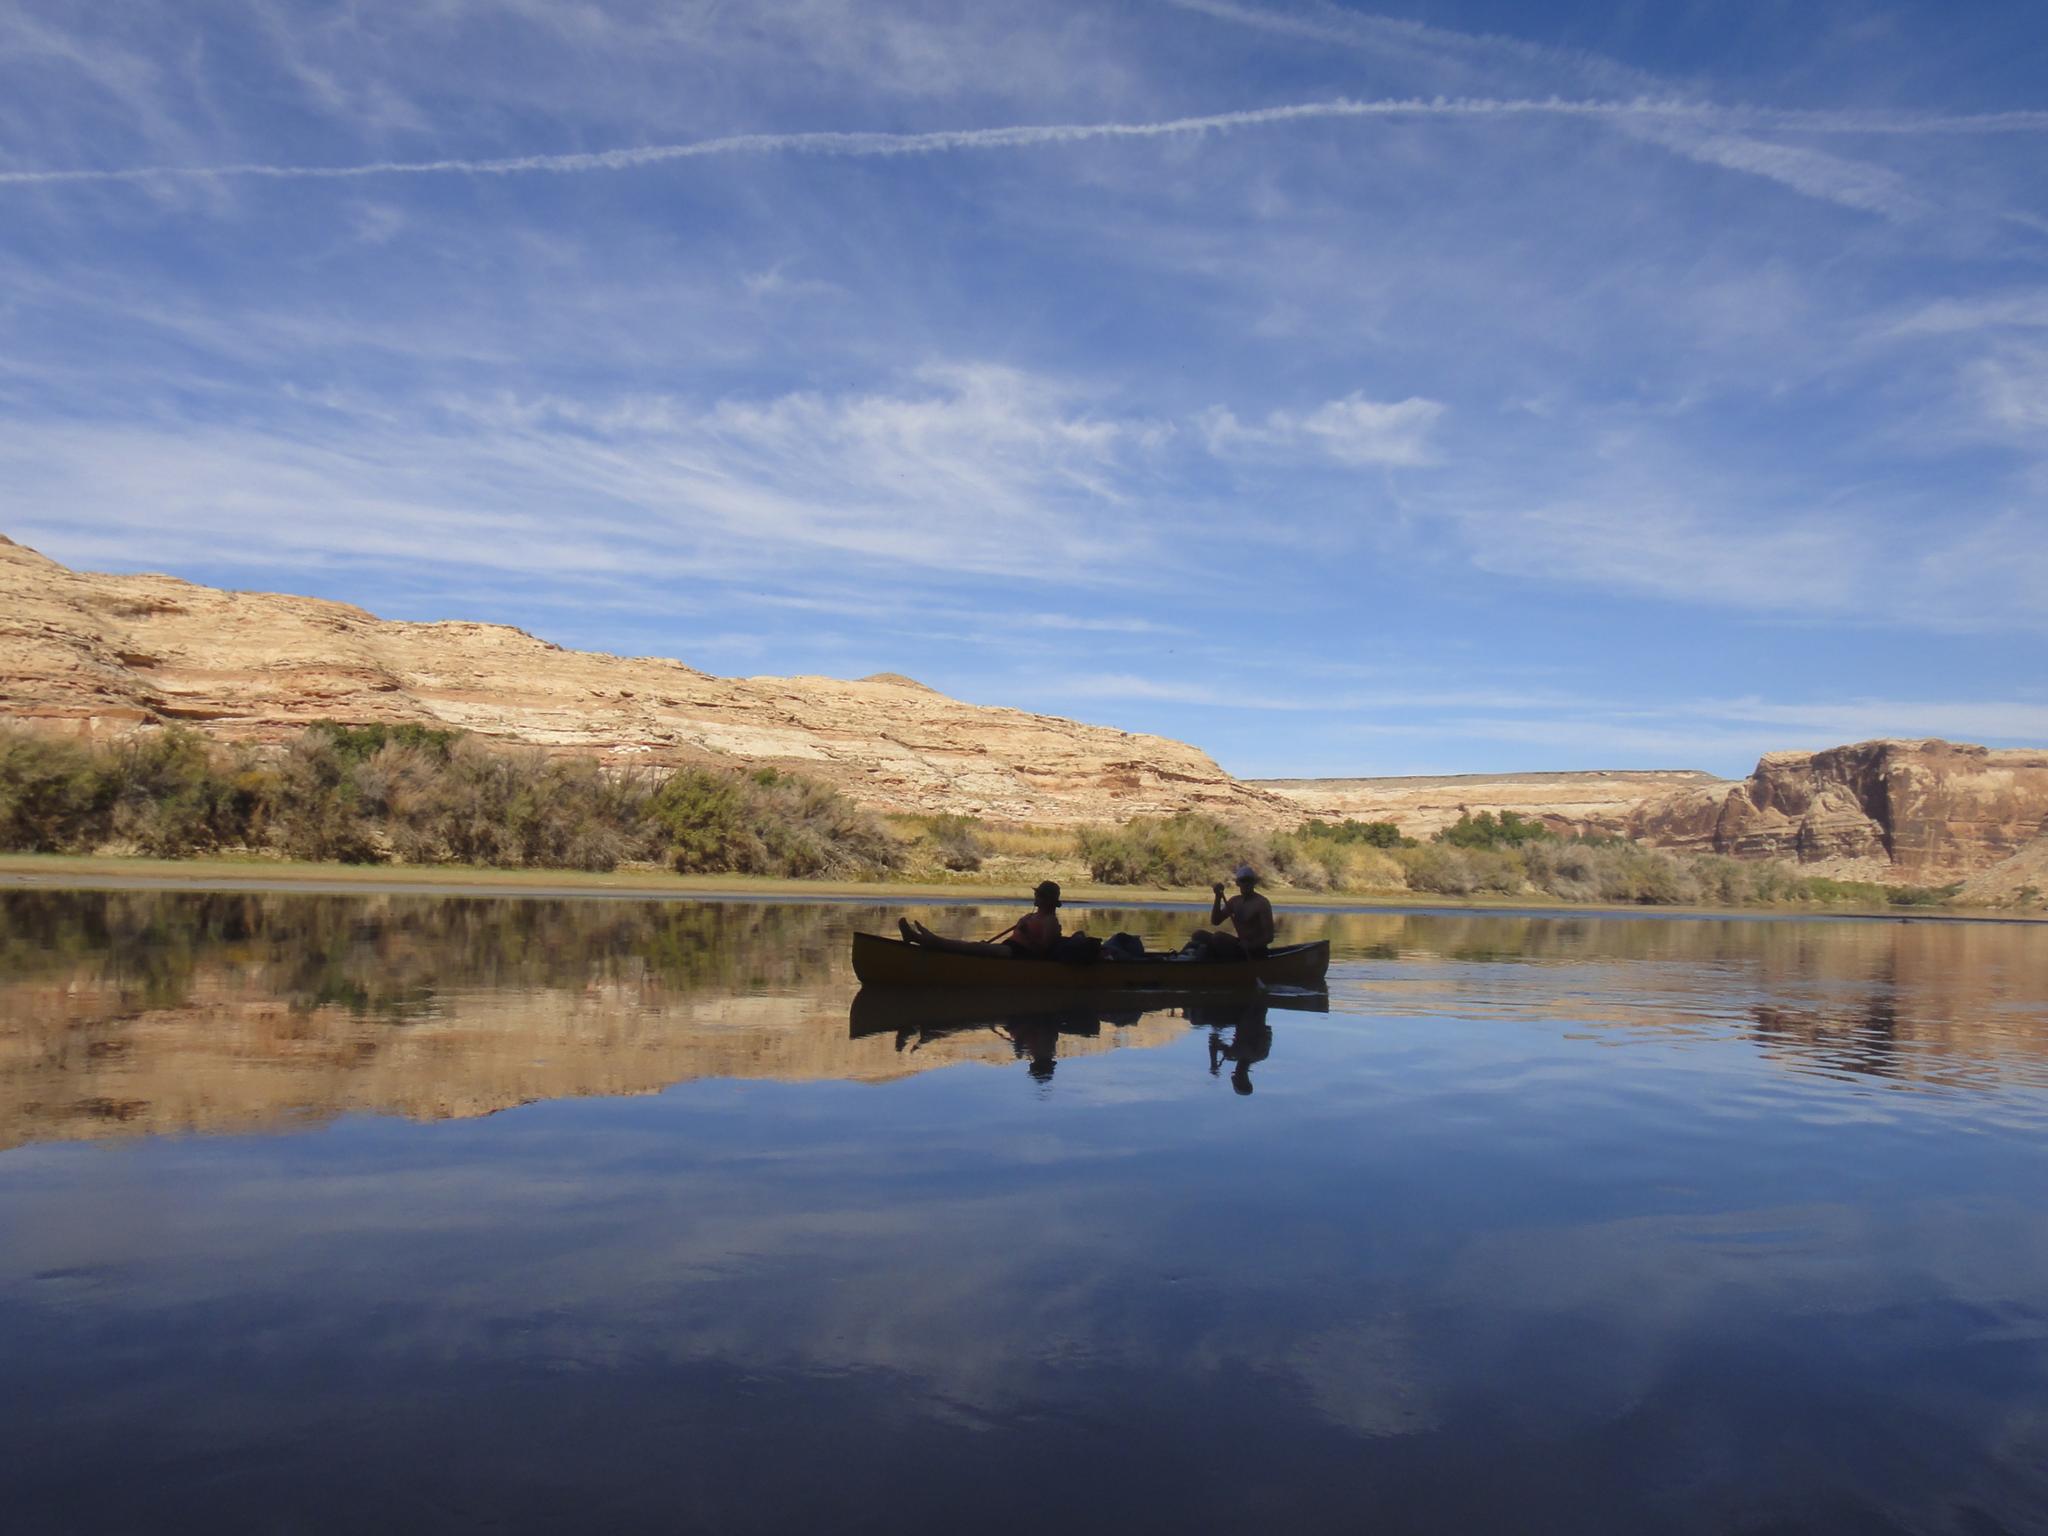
[1626,740,2048,878]
[4,536,2043,876]
[1254,770,1729,842]
[0,535,1287,825]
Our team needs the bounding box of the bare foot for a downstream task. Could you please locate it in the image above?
[898,917,918,943]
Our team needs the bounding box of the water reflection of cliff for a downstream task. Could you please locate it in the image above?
[0,892,1216,1150]
[4,894,2044,1151]
[1322,910,2048,1092]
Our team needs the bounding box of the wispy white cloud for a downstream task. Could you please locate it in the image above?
[1452,491,1867,615]
[1696,697,2048,741]
[1053,674,1602,714]
[1618,123,1931,221]
[1287,696,2048,769]
[347,202,408,245]
[0,365,1175,588]
[1202,393,1444,466]
[1887,290,2048,337]
[1963,348,2048,434]
[4,0,2044,778]
[1156,0,1671,94]
[1150,1,2048,224]
[752,593,1179,636]
[1058,674,1325,709]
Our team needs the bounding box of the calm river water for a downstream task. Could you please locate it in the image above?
[3,890,2046,1534]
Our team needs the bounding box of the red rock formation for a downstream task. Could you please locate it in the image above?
[1628,740,2048,877]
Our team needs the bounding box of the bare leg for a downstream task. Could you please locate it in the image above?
[901,920,1015,957]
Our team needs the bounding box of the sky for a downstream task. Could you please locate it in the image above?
[1,0,2045,779]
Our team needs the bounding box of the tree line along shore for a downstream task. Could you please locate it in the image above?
[0,722,1994,912]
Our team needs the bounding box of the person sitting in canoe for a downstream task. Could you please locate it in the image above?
[1188,864,1276,959]
[899,880,1064,959]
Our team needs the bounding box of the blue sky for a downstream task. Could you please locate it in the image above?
[2,0,2045,778]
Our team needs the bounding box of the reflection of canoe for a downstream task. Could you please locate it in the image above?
[848,985,1328,1040]
[850,932,1330,991]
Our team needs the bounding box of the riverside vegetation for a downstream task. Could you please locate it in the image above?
[0,723,899,879]
[0,726,1967,909]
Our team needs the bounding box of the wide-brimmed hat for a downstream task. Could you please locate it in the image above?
[1232,864,1259,883]
[1033,880,1063,905]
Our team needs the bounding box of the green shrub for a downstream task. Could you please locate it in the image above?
[649,764,900,879]
[1328,845,1409,891]
[0,730,114,852]
[0,727,260,857]
[1517,840,1699,903]
[387,744,654,871]
[267,732,384,863]
[1267,831,1334,891]
[1393,843,1524,896]
[1592,846,1695,904]
[1078,814,1265,887]
[107,728,266,856]
[1886,883,1961,907]
[925,814,992,872]
[306,720,463,764]
[1298,818,1411,849]
[1790,876,1894,907]
[1684,854,1799,906]
[1436,810,1558,849]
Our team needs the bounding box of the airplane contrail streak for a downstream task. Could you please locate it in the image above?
[3,95,2045,188]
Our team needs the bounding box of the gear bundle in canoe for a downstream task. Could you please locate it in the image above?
[851,931,1330,991]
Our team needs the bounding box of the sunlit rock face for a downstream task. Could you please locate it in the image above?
[1260,746,2048,883]
[1628,740,2048,877]
[1253,770,1729,841]
[7,535,2044,876]
[0,535,1289,826]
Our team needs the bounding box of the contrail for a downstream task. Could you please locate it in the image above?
[3,95,2046,188]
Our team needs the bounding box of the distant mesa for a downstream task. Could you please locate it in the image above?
[1,533,2041,879]
[1256,769,1729,843]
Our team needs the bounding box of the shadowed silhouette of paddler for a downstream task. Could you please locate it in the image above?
[1193,997,1274,1095]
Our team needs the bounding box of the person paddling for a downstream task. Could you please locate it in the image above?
[1188,864,1276,959]
[900,881,1064,959]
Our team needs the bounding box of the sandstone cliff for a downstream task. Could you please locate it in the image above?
[6,537,2043,874]
[1254,769,1728,841]
[1957,831,2048,907]
[0,535,1287,825]
[1626,740,2048,879]
[1260,747,2048,883]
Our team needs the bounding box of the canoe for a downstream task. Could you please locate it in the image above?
[850,931,1330,991]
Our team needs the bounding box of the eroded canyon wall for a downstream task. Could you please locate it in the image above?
[0,535,1287,825]
[1627,740,2048,878]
